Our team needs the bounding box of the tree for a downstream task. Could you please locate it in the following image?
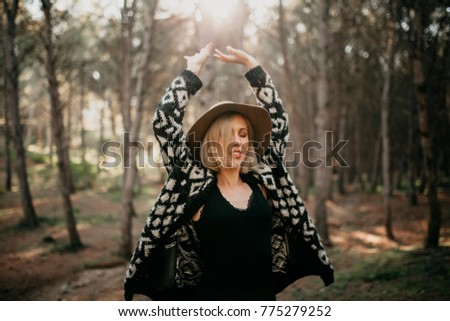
[313,0,332,245]
[1,12,12,192]
[2,0,39,228]
[380,2,395,240]
[40,0,82,248]
[277,0,303,185]
[409,0,443,248]
[119,0,159,258]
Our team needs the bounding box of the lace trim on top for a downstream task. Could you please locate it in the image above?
[216,184,256,212]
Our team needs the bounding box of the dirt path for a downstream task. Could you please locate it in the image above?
[1,185,449,301]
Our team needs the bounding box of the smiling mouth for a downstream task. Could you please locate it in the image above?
[232,150,242,159]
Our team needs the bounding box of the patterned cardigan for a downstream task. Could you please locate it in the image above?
[124,66,334,300]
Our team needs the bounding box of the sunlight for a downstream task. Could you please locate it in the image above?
[195,0,279,24]
[25,0,279,27]
[15,247,47,260]
[196,0,238,22]
[247,0,278,25]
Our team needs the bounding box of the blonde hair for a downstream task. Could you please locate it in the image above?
[200,112,259,173]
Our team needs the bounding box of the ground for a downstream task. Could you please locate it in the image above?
[0,166,449,301]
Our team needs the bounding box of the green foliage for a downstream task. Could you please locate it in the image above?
[70,161,97,190]
[38,216,65,228]
[26,150,50,164]
[77,213,115,226]
[331,248,450,300]
[25,154,99,191]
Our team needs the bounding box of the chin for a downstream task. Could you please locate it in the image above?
[222,158,243,169]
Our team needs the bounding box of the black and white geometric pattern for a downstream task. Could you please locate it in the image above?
[124,67,333,300]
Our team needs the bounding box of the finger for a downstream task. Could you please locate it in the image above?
[202,44,212,55]
[200,43,212,56]
[228,47,246,59]
[214,53,230,61]
[226,45,235,53]
[213,53,226,62]
[214,48,226,56]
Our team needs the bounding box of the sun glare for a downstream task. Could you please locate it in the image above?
[196,0,279,25]
[197,0,239,22]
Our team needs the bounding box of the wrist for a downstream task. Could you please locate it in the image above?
[245,57,258,70]
[181,69,203,93]
[187,66,200,75]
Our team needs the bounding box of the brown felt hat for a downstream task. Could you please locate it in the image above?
[186,101,272,161]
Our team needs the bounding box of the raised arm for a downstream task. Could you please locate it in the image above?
[214,46,289,157]
[153,44,212,172]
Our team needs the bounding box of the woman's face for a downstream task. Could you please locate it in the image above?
[219,114,249,169]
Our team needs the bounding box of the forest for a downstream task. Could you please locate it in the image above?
[0,0,449,300]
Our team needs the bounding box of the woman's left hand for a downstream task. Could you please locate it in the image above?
[214,46,258,70]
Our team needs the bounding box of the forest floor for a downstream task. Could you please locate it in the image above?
[0,161,449,301]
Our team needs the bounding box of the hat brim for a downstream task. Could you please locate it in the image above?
[186,101,272,162]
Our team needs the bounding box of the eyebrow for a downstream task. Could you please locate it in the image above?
[233,128,248,134]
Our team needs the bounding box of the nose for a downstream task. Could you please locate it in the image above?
[232,133,241,146]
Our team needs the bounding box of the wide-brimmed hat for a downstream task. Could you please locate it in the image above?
[186,101,272,161]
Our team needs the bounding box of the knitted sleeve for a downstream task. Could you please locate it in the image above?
[245,66,289,158]
[152,70,203,173]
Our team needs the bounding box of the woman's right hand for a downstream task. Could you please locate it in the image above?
[184,43,213,75]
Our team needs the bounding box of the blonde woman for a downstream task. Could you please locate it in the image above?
[124,43,334,301]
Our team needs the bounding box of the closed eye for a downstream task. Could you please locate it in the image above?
[238,129,248,138]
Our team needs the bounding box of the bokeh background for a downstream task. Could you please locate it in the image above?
[1,0,449,300]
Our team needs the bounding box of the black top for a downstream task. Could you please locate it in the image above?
[193,181,274,301]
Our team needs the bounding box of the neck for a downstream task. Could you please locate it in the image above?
[216,167,242,187]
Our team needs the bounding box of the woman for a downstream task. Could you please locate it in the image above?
[124,44,334,301]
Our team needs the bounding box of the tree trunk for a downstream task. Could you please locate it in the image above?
[79,62,87,164]
[336,102,347,195]
[2,0,39,227]
[380,17,395,240]
[194,1,216,116]
[2,51,13,192]
[395,155,405,191]
[41,0,82,248]
[406,99,418,205]
[313,0,332,245]
[66,70,74,146]
[97,90,106,171]
[410,2,442,248]
[335,31,347,196]
[353,96,366,192]
[277,0,302,183]
[119,0,137,259]
[120,0,158,259]
[369,134,381,193]
[46,125,54,165]
[300,83,315,197]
